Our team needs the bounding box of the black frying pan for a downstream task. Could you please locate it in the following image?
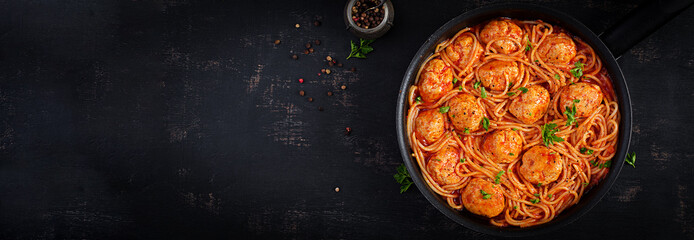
[395,0,693,236]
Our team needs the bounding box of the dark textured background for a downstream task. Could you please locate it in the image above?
[0,0,693,239]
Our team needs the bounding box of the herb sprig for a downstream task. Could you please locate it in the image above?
[564,99,580,127]
[494,170,505,184]
[570,61,584,78]
[480,190,492,199]
[394,164,413,193]
[541,123,564,146]
[625,152,636,167]
[347,38,374,59]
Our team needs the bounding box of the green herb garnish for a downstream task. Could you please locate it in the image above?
[480,190,492,199]
[394,164,413,193]
[416,96,422,103]
[625,152,636,168]
[494,170,505,184]
[599,160,612,169]
[564,103,577,126]
[460,158,466,163]
[530,199,540,204]
[453,78,458,84]
[464,127,470,134]
[554,73,560,80]
[474,81,481,89]
[518,87,528,93]
[347,38,374,59]
[541,123,564,146]
[580,147,594,155]
[481,117,490,131]
[439,106,450,113]
[570,61,584,78]
[525,39,532,52]
[480,87,487,99]
[458,85,463,91]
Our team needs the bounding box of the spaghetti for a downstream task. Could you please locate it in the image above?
[406,18,619,227]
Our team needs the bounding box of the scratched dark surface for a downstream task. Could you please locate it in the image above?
[0,0,693,239]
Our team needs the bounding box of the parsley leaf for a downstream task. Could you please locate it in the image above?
[599,160,612,169]
[394,164,413,193]
[570,61,584,78]
[416,96,422,103]
[525,39,532,52]
[541,123,564,146]
[530,199,540,204]
[464,127,470,134]
[518,87,528,93]
[347,38,375,59]
[460,158,466,163]
[453,78,458,84]
[507,92,516,96]
[458,85,463,91]
[480,190,491,199]
[564,103,577,126]
[554,73,560,80]
[625,152,636,168]
[439,106,450,113]
[474,81,481,89]
[580,147,594,155]
[481,117,490,131]
[494,170,505,184]
[480,86,487,99]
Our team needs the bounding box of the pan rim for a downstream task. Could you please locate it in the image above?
[395,3,632,237]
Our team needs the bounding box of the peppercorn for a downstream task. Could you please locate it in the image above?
[349,67,356,72]
[345,127,352,135]
[341,85,347,90]
[274,40,281,45]
[292,54,298,60]
[308,97,313,102]
[303,49,309,54]
[309,48,314,53]
[314,40,321,45]
[327,91,333,96]
[318,106,324,111]
[314,20,321,26]
[299,90,305,96]
[305,43,311,49]
[337,63,343,67]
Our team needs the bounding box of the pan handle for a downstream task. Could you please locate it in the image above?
[599,0,694,58]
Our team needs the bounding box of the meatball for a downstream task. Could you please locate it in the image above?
[509,85,550,124]
[414,109,446,144]
[479,19,523,54]
[558,82,603,118]
[426,145,462,185]
[482,129,523,163]
[519,146,563,185]
[536,33,576,66]
[418,59,454,103]
[445,34,484,69]
[461,178,505,218]
[447,94,485,132]
[477,60,520,91]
